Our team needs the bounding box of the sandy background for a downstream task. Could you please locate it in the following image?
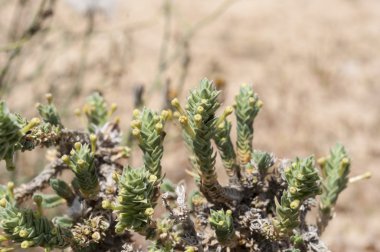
[1,0,380,251]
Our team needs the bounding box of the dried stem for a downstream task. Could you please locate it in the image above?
[14,159,68,205]
[153,0,173,91]
[0,0,55,93]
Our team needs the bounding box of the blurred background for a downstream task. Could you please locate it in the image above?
[1,0,380,251]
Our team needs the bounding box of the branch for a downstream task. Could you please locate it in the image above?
[153,0,173,91]
[0,0,56,91]
[162,184,203,251]
[152,0,237,95]
[14,158,68,204]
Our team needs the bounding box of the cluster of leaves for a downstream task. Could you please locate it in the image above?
[0,183,71,251]
[273,157,321,237]
[0,79,367,251]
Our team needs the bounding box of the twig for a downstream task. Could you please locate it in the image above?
[70,10,96,101]
[161,79,173,109]
[175,40,191,98]
[0,0,55,93]
[152,0,238,97]
[7,0,28,41]
[181,0,237,43]
[162,183,203,251]
[349,171,371,183]
[152,0,173,92]
[14,159,68,205]
[172,0,238,98]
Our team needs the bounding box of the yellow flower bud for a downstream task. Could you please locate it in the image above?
[19,229,29,238]
[194,114,202,124]
[149,175,158,183]
[289,187,297,194]
[74,142,82,151]
[173,111,181,118]
[92,231,101,241]
[132,128,140,136]
[179,116,188,125]
[144,208,154,216]
[171,98,180,107]
[130,120,141,129]
[45,93,53,104]
[61,155,70,165]
[225,106,233,115]
[21,240,33,249]
[317,157,326,166]
[102,200,112,209]
[132,109,140,118]
[0,198,7,208]
[256,100,264,108]
[77,159,86,168]
[7,182,14,190]
[248,97,256,105]
[290,200,300,210]
[155,123,163,133]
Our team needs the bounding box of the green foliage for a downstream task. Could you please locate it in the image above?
[131,108,166,178]
[274,194,301,236]
[83,92,116,133]
[214,117,237,177]
[234,84,262,166]
[319,144,350,213]
[317,144,352,231]
[33,194,66,209]
[50,179,75,205]
[172,79,227,202]
[0,201,71,250]
[0,97,60,170]
[189,190,207,210]
[160,179,175,193]
[62,142,99,199]
[284,157,321,201]
[274,157,321,236]
[114,166,160,235]
[209,209,235,244]
[251,149,275,175]
[36,93,62,127]
[53,216,74,229]
[0,79,362,252]
[0,101,24,170]
[181,79,219,176]
[18,122,61,152]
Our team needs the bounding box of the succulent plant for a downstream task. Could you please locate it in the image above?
[209,209,235,245]
[62,141,99,199]
[273,157,321,237]
[0,80,368,251]
[36,93,62,127]
[83,92,117,133]
[0,199,71,250]
[113,166,160,236]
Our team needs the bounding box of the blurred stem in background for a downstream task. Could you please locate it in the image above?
[152,0,238,100]
[0,0,56,96]
[153,0,173,93]
[71,9,96,101]
[7,0,28,41]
